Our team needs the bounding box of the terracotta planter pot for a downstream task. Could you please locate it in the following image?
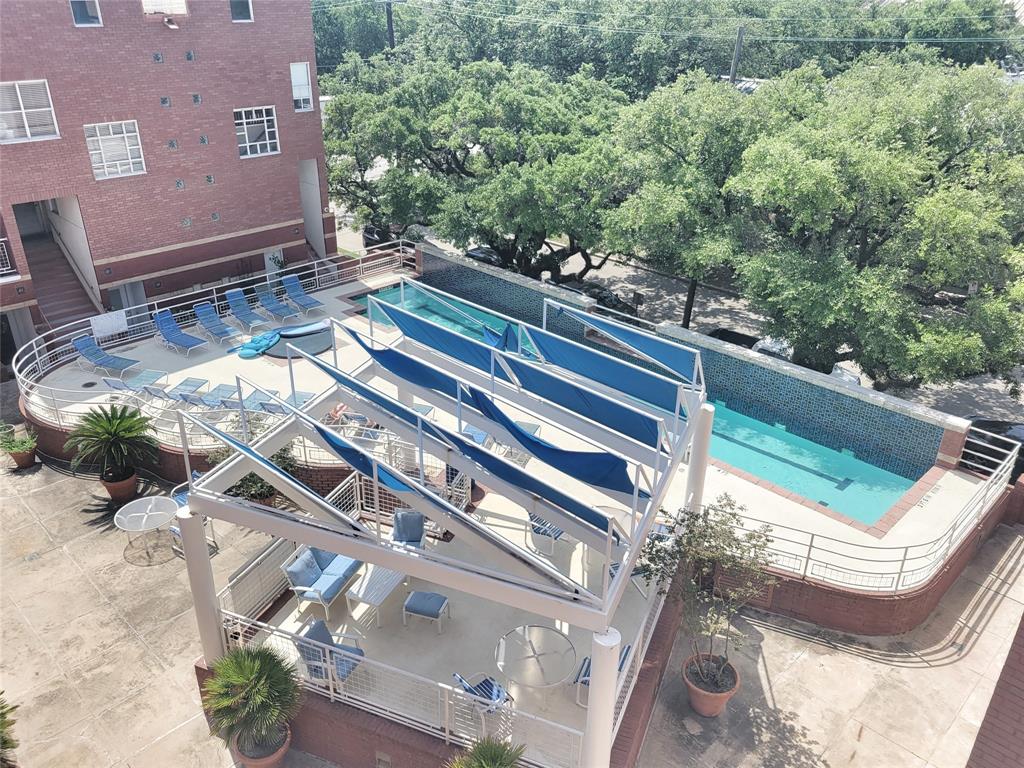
[102,473,138,504]
[8,448,36,470]
[683,654,740,717]
[232,727,290,768]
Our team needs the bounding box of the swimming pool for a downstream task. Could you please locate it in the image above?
[355,285,916,524]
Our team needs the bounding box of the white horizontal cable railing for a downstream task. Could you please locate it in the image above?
[12,243,417,448]
[726,434,1017,594]
[221,611,583,768]
[217,537,296,618]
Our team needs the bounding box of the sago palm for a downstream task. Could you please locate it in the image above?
[1,692,18,768]
[202,647,302,758]
[63,405,157,482]
[445,737,526,768]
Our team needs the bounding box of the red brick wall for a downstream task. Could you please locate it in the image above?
[966,615,1024,768]
[0,0,332,301]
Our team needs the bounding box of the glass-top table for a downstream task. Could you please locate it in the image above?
[114,495,179,557]
[495,624,577,690]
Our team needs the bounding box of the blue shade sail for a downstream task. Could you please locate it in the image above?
[524,325,682,415]
[553,305,699,385]
[465,387,648,499]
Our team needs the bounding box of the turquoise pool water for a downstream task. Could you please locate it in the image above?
[355,285,915,524]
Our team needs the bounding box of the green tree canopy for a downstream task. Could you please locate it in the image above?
[726,54,1024,387]
[323,55,628,279]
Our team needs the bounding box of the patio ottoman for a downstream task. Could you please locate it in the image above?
[402,591,451,634]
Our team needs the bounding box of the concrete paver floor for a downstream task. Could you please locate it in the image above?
[638,524,1024,768]
[0,458,335,768]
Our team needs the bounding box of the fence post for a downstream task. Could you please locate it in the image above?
[895,546,909,591]
[443,688,451,744]
[801,534,814,578]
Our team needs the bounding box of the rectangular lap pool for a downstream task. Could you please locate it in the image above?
[355,285,917,525]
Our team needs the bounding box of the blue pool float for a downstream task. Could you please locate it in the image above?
[231,321,329,359]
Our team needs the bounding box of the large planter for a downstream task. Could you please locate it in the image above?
[8,448,36,470]
[232,727,291,768]
[683,654,740,717]
[102,473,138,504]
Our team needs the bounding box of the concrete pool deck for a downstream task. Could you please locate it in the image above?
[25,280,994,591]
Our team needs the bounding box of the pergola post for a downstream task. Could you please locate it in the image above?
[684,402,715,513]
[580,627,622,768]
[178,508,225,664]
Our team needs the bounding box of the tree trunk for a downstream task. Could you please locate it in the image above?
[682,278,699,328]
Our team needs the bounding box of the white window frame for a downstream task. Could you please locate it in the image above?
[230,0,254,22]
[233,105,280,158]
[83,120,147,180]
[70,0,103,26]
[0,80,60,144]
[290,62,313,112]
[141,0,188,15]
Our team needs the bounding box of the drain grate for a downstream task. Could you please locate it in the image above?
[82,381,98,388]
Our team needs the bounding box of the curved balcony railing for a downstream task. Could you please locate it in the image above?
[12,242,417,448]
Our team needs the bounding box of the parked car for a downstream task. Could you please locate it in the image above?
[830,363,863,386]
[465,244,503,267]
[578,282,637,316]
[707,328,793,361]
[968,419,1024,483]
[361,224,402,249]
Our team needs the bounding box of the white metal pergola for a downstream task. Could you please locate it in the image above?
[176,290,714,768]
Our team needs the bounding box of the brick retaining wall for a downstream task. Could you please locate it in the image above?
[966,613,1024,768]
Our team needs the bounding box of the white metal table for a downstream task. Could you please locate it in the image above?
[495,624,577,705]
[114,495,179,557]
[345,563,405,628]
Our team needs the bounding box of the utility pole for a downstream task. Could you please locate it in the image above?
[729,25,745,84]
[385,1,395,49]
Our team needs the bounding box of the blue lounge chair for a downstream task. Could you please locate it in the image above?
[608,561,650,598]
[294,620,365,685]
[221,390,278,412]
[181,383,240,410]
[461,425,492,448]
[254,284,299,320]
[260,391,315,415]
[194,302,240,344]
[528,512,564,555]
[281,275,324,314]
[282,546,363,620]
[573,644,633,706]
[154,310,208,356]
[453,673,514,718]
[102,369,166,395]
[72,335,139,375]
[143,377,207,403]
[225,289,270,332]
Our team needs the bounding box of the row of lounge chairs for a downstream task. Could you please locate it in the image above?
[101,372,314,413]
[72,277,326,371]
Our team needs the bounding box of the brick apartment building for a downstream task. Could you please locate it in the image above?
[0,0,336,358]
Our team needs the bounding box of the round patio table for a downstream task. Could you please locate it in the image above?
[114,495,179,556]
[495,624,577,693]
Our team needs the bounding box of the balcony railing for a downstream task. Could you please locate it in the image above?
[0,238,15,276]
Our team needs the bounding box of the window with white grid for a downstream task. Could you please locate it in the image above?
[84,120,146,179]
[290,62,312,112]
[233,105,279,157]
[0,80,59,143]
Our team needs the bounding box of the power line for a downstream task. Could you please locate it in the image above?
[407,0,1021,25]
[405,0,1021,44]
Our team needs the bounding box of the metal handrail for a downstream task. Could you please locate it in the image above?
[11,242,418,447]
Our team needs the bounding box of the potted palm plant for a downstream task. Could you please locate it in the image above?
[445,736,526,767]
[0,426,36,470]
[638,493,775,717]
[203,647,302,768]
[63,405,157,503]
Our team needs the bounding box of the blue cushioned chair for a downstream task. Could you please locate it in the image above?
[453,672,514,729]
[72,335,140,375]
[403,591,450,634]
[254,284,299,320]
[281,545,363,620]
[391,509,425,549]
[294,619,365,686]
[154,309,208,356]
[225,289,270,332]
[281,275,324,314]
[573,643,633,706]
[194,301,241,344]
[527,512,564,555]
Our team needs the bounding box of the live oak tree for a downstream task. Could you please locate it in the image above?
[725,53,1024,389]
[322,55,628,281]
